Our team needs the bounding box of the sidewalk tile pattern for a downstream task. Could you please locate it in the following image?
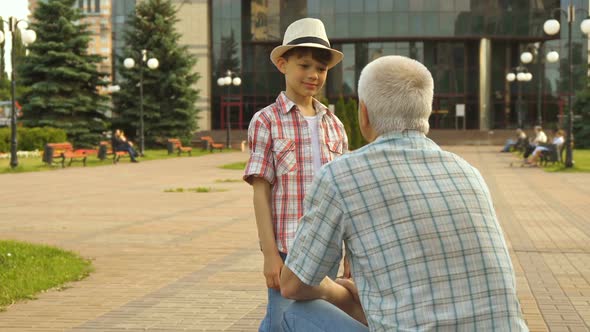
[0,147,588,331]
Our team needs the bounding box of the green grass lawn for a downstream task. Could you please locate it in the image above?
[0,148,228,174]
[219,161,246,170]
[544,149,590,173]
[0,240,93,310]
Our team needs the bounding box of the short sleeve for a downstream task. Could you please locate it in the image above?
[285,167,344,286]
[243,112,275,185]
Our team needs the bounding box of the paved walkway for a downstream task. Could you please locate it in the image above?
[0,146,588,331]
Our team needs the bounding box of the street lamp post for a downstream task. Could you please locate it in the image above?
[124,49,159,156]
[0,17,37,168]
[217,70,241,149]
[506,67,533,128]
[543,3,590,167]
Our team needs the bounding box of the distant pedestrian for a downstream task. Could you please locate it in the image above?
[501,128,527,152]
[523,125,547,159]
[243,17,349,332]
[113,129,139,163]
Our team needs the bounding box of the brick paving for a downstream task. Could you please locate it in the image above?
[0,146,588,331]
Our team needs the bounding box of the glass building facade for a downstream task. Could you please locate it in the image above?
[211,0,588,130]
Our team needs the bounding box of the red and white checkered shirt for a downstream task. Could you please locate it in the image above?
[244,92,348,253]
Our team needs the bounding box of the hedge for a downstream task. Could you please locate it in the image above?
[0,127,67,152]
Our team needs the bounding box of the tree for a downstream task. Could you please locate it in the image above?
[334,97,365,150]
[335,96,349,137]
[0,22,10,100]
[113,0,200,146]
[346,97,365,150]
[0,21,6,82]
[18,0,109,148]
[573,77,590,148]
[217,29,240,75]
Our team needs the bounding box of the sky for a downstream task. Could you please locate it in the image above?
[2,0,31,75]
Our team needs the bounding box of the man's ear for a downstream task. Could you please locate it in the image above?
[359,101,377,142]
[359,101,370,129]
[276,57,287,74]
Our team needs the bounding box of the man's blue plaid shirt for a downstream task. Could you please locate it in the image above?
[286,131,528,331]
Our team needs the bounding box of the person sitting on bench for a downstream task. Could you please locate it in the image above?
[501,128,527,152]
[113,129,139,163]
[523,125,548,159]
[525,129,564,166]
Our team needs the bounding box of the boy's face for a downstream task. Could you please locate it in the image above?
[278,52,328,100]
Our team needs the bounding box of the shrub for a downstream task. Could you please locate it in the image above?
[574,85,590,148]
[0,127,67,152]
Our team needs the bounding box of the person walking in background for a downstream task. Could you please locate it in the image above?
[279,55,528,331]
[113,129,139,163]
[243,18,348,332]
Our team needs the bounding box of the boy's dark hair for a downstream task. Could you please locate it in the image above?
[280,47,333,66]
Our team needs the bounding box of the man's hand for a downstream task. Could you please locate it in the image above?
[264,251,284,290]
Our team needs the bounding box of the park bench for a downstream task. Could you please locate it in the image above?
[200,136,224,152]
[43,142,95,168]
[167,138,192,156]
[539,143,565,166]
[98,141,130,164]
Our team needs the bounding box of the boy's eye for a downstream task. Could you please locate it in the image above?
[299,64,310,69]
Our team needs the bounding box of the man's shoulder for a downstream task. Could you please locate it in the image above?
[325,141,477,175]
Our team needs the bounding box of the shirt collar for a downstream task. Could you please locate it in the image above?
[374,130,441,151]
[376,130,427,142]
[277,91,329,116]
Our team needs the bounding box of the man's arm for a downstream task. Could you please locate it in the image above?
[280,266,366,325]
[252,177,283,290]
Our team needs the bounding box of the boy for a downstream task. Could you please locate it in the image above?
[243,18,348,332]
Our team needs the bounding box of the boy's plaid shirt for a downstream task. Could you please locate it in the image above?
[243,92,348,253]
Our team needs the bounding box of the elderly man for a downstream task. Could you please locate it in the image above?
[279,56,528,331]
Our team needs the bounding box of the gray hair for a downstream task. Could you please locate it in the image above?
[357,55,433,135]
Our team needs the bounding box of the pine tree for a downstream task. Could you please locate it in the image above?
[217,29,240,75]
[334,96,350,141]
[113,0,200,146]
[573,77,590,148]
[346,97,364,150]
[0,22,9,100]
[18,0,109,148]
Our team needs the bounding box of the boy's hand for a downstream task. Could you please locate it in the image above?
[335,278,360,303]
[263,252,283,290]
[331,278,367,326]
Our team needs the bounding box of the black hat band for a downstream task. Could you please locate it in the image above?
[287,36,330,48]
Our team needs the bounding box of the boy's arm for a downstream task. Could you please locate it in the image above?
[280,269,367,325]
[252,177,283,290]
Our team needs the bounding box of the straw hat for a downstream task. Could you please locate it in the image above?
[270,18,343,69]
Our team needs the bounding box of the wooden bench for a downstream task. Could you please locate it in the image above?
[167,138,192,156]
[99,141,129,164]
[43,142,95,167]
[539,143,565,166]
[200,136,224,152]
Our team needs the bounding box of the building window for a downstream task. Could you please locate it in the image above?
[95,0,100,13]
[78,0,84,9]
[87,0,92,12]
